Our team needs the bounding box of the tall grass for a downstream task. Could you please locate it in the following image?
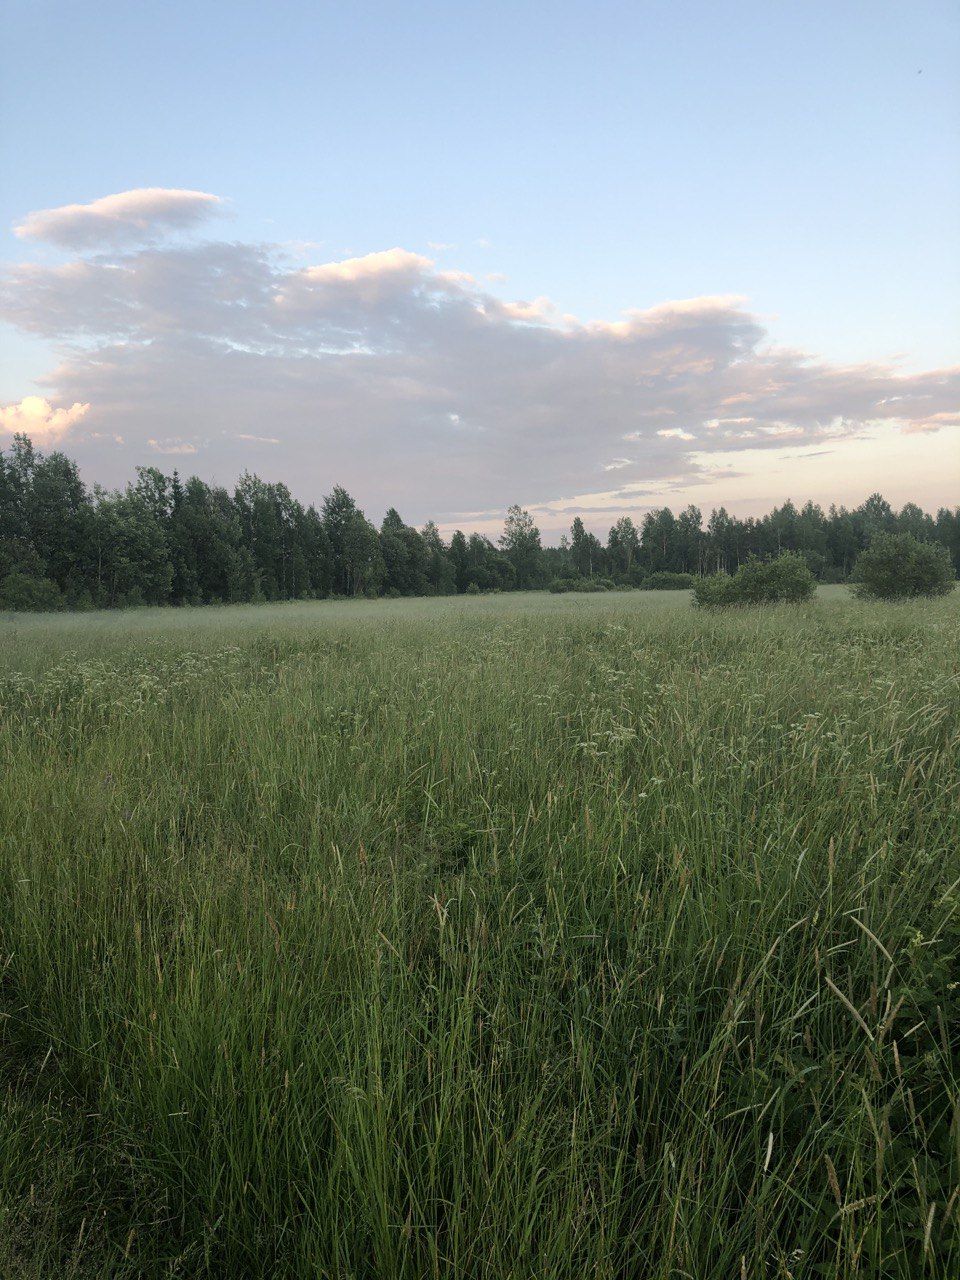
[1,589,957,1277]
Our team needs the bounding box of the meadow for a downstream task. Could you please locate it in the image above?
[0,587,958,1278]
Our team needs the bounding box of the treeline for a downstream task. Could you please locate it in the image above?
[1,433,958,610]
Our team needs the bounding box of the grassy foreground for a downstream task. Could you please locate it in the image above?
[1,588,958,1278]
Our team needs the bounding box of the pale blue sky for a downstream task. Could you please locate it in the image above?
[1,0,958,525]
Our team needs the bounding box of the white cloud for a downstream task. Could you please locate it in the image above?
[0,396,90,441]
[501,296,558,324]
[292,247,430,287]
[704,416,754,429]
[147,437,199,456]
[14,188,222,250]
[1,199,958,521]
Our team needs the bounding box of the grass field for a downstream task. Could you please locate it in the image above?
[1,588,958,1278]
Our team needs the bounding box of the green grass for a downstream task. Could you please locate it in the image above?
[1,587,957,1278]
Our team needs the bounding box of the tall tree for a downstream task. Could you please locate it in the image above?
[449,529,469,593]
[607,516,639,577]
[570,516,604,577]
[421,521,456,594]
[323,486,384,596]
[675,506,703,574]
[500,505,543,589]
[380,508,428,595]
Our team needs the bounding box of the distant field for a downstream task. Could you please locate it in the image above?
[0,584,852,669]
[1,588,957,1278]
[0,585,698,659]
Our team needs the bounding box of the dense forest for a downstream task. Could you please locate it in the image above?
[1,433,958,610]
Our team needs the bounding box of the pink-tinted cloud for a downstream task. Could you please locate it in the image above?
[1,196,957,521]
[0,396,90,441]
[14,188,222,250]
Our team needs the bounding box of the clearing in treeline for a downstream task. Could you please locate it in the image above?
[1,587,958,1278]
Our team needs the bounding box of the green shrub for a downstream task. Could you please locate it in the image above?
[692,573,738,607]
[852,532,956,600]
[734,553,816,603]
[693,553,815,607]
[642,571,696,590]
[0,571,63,612]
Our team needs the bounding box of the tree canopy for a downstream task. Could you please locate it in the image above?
[1,434,957,611]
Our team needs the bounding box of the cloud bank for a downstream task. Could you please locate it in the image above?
[0,396,90,442]
[2,188,957,523]
[14,188,222,250]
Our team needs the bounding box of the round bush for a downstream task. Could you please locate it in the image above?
[693,553,815,607]
[733,553,816,604]
[852,533,956,600]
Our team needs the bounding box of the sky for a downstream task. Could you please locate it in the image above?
[1,0,958,535]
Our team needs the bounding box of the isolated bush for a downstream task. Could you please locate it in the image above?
[852,532,956,600]
[0,571,62,612]
[465,582,481,595]
[693,553,815,607]
[642,571,696,590]
[734,553,816,603]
